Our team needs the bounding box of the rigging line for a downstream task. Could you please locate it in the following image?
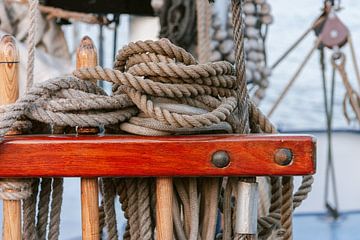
[112,14,120,62]
[270,16,325,70]
[348,35,360,91]
[321,49,339,219]
[98,17,105,88]
[260,24,269,66]
[267,39,320,117]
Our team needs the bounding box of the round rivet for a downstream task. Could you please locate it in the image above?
[274,148,293,166]
[212,151,230,168]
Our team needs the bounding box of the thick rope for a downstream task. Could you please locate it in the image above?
[36,178,52,240]
[0,36,315,239]
[0,77,137,135]
[76,38,239,239]
[22,179,39,240]
[115,179,131,240]
[101,178,119,240]
[231,0,250,134]
[47,178,64,240]
[280,177,294,240]
[26,0,38,91]
[136,179,152,240]
[125,179,140,240]
[196,0,212,63]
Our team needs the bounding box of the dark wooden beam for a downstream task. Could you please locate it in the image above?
[44,0,155,15]
[0,134,316,177]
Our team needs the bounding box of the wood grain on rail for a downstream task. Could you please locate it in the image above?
[0,134,316,177]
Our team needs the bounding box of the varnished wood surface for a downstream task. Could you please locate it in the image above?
[156,177,173,240]
[0,34,22,240]
[76,36,97,83]
[2,200,21,240]
[0,134,316,177]
[76,36,100,240]
[81,178,100,240]
[0,35,19,105]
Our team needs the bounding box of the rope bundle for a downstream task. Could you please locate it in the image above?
[73,38,241,239]
[0,0,315,237]
[75,38,238,135]
[0,76,137,135]
[0,36,314,240]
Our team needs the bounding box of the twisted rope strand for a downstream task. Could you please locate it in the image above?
[0,36,315,239]
[36,178,52,240]
[26,0,38,91]
[47,178,64,240]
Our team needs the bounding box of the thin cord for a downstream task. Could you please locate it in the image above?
[320,48,339,219]
[113,14,120,61]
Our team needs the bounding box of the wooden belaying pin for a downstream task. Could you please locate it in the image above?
[76,36,100,240]
[0,35,19,106]
[0,35,22,240]
[156,177,173,240]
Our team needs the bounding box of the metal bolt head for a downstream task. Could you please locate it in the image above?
[274,148,293,166]
[212,151,230,168]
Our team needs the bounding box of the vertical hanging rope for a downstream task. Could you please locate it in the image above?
[231,0,250,134]
[101,178,119,240]
[231,1,256,239]
[22,179,39,240]
[280,177,294,240]
[125,179,140,239]
[223,178,234,240]
[23,1,40,234]
[26,0,38,91]
[47,178,64,240]
[36,178,52,240]
[136,179,152,240]
[23,2,41,239]
[115,179,131,240]
[196,0,212,63]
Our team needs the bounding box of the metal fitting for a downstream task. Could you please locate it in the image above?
[274,148,293,166]
[211,151,230,168]
[235,181,258,234]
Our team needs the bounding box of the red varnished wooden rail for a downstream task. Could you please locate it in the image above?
[0,134,316,177]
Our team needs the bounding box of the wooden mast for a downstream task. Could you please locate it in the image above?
[0,35,21,240]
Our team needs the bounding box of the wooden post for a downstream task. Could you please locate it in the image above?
[77,36,100,240]
[0,35,21,240]
[156,177,173,240]
[0,35,19,105]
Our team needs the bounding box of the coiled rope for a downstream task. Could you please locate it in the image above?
[0,38,314,240]
[0,1,314,239]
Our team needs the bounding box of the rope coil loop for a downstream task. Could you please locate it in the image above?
[74,38,240,135]
[331,51,360,123]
